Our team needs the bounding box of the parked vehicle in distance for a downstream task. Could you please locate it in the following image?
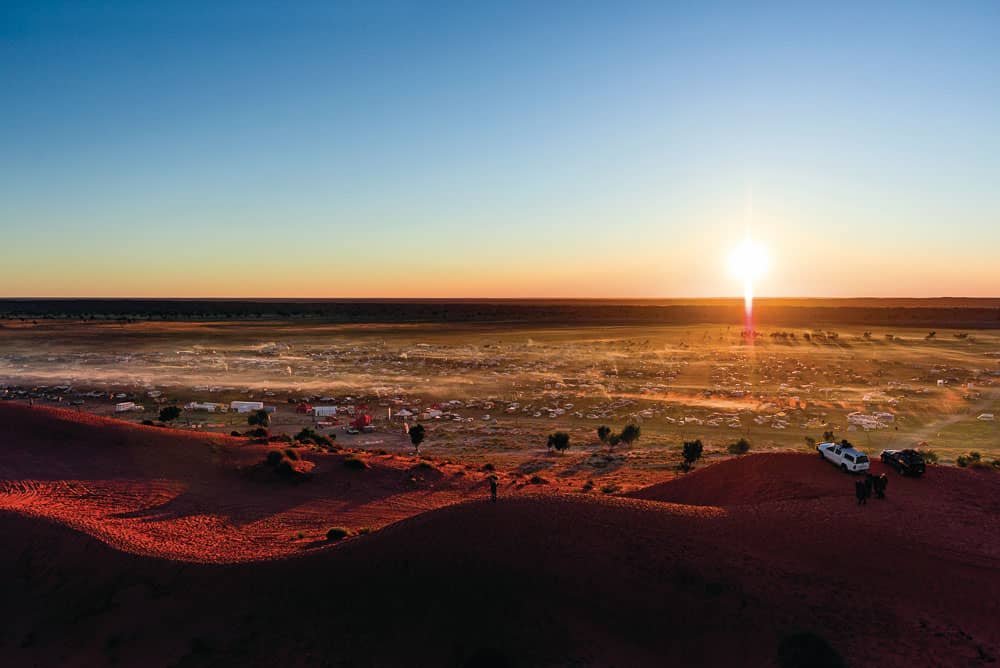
[817,441,871,473]
[880,449,926,476]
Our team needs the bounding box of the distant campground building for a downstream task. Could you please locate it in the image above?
[230,401,265,413]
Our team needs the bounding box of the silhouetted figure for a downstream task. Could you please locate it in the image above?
[855,479,867,505]
[876,473,888,499]
[489,476,498,503]
[864,474,874,499]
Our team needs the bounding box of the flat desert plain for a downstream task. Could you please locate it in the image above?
[1,305,999,666]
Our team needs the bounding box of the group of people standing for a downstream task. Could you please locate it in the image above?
[855,472,888,505]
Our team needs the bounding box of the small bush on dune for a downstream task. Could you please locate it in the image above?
[248,427,269,438]
[480,463,495,472]
[343,456,368,470]
[326,527,350,542]
[295,427,333,446]
[529,475,549,485]
[230,430,242,437]
[728,438,751,455]
[581,480,595,492]
[601,483,621,494]
[918,449,939,464]
[957,451,982,468]
[284,448,300,461]
[141,420,155,426]
[265,450,284,467]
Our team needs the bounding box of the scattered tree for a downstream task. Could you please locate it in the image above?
[409,423,426,452]
[158,405,181,423]
[597,425,612,444]
[248,409,271,427]
[607,433,621,449]
[547,431,570,452]
[619,423,641,448]
[728,438,751,455]
[681,439,704,471]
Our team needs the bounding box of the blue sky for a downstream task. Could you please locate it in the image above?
[2,1,999,297]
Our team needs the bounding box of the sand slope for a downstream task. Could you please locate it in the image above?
[1,406,998,667]
[0,404,490,562]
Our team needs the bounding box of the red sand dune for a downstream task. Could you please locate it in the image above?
[0,404,493,562]
[2,405,999,667]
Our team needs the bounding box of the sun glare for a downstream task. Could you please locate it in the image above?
[728,237,768,326]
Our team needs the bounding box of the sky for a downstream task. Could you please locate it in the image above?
[2,1,999,298]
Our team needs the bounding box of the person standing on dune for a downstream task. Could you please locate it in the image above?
[489,475,498,503]
[855,479,867,506]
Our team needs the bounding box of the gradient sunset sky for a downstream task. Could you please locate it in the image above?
[2,1,999,298]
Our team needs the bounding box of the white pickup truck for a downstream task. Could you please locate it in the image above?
[817,441,871,473]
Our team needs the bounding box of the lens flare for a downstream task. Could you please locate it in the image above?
[728,237,768,329]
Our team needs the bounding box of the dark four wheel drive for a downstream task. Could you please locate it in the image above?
[880,449,926,476]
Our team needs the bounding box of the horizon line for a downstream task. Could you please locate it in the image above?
[2,296,1000,302]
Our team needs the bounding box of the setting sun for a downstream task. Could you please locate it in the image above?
[728,237,769,324]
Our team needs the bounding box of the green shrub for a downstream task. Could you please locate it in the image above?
[728,438,751,455]
[326,527,350,542]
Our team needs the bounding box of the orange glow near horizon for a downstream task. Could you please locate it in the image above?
[728,237,768,330]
